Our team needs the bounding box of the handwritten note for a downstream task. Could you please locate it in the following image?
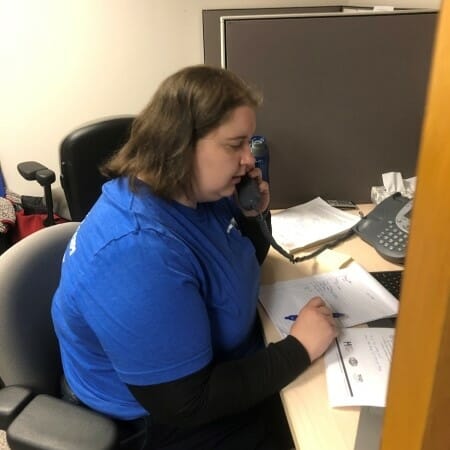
[324,328,395,407]
[259,263,399,337]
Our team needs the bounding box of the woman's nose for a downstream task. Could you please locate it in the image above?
[241,142,255,166]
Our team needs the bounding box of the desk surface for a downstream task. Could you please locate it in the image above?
[259,204,402,450]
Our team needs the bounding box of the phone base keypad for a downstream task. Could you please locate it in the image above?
[376,220,408,254]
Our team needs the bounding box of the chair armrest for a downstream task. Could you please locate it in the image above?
[17,162,56,187]
[17,161,48,181]
[6,394,118,450]
[0,386,34,430]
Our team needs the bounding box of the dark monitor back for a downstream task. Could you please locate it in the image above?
[212,11,437,208]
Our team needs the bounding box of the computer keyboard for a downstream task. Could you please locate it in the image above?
[367,271,403,328]
[370,270,403,299]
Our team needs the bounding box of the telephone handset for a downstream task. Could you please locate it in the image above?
[236,174,299,263]
[353,193,412,264]
[235,174,261,211]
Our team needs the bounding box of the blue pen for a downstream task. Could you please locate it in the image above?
[332,312,346,318]
[284,315,298,321]
[284,313,346,321]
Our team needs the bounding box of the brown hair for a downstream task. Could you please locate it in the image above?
[102,65,262,199]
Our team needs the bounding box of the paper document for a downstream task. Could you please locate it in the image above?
[324,328,395,407]
[259,263,399,337]
[271,197,361,253]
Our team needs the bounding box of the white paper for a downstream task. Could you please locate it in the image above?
[270,197,361,253]
[259,263,399,337]
[324,328,395,407]
[373,5,395,11]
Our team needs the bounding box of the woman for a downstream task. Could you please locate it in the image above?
[52,65,338,449]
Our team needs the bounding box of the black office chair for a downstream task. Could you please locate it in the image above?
[0,222,118,449]
[17,116,135,223]
[59,116,134,221]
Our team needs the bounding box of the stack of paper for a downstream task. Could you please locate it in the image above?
[271,197,361,253]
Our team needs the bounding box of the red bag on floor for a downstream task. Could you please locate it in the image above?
[11,210,68,244]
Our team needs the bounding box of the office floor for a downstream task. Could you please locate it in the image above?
[0,431,10,450]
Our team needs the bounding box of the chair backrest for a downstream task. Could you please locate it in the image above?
[60,116,135,221]
[0,222,80,395]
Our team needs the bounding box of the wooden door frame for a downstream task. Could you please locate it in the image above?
[381,1,450,449]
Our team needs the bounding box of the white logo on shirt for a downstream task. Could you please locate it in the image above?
[68,229,78,256]
[226,217,238,234]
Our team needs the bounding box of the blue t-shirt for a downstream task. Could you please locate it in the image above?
[51,178,261,420]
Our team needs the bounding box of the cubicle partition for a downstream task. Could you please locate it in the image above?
[203,7,437,208]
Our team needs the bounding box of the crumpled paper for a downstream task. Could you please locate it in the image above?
[371,172,416,204]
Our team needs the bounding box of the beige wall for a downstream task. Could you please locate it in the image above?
[0,0,441,203]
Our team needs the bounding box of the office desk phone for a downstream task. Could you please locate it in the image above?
[353,193,412,264]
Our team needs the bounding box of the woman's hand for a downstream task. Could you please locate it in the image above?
[237,167,270,217]
[289,296,339,362]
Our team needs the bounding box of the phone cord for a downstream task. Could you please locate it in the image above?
[256,212,361,264]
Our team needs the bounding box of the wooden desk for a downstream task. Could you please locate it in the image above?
[259,204,402,450]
